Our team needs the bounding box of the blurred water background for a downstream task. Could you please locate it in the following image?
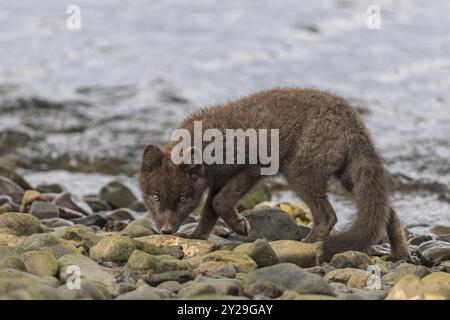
[0,0,449,232]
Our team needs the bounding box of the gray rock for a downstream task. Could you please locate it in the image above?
[41,218,74,228]
[17,233,79,258]
[194,260,237,279]
[230,208,309,242]
[195,277,242,296]
[116,287,174,300]
[129,201,146,212]
[144,270,194,286]
[409,235,433,246]
[36,183,65,194]
[29,201,59,219]
[418,240,450,265]
[242,263,335,297]
[99,181,138,209]
[0,166,32,190]
[436,234,450,243]
[177,282,217,298]
[233,239,278,267]
[163,245,185,259]
[0,176,24,204]
[105,208,137,221]
[83,195,111,212]
[157,280,182,293]
[57,207,85,220]
[126,250,191,272]
[72,214,107,228]
[340,289,389,300]
[53,192,93,215]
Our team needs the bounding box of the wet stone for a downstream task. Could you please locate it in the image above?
[29,201,59,220]
[53,192,92,215]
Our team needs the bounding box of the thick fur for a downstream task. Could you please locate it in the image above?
[139,88,410,260]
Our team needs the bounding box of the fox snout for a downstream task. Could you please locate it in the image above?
[160,225,173,235]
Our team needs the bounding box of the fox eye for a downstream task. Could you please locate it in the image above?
[153,195,160,201]
[179,196,186,202]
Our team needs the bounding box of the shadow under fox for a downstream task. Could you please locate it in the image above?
[139,88,410,261]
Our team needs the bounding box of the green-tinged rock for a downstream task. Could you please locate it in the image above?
[324,268,369,289]
[58,254,118,293]
[62,224,102,251]
[186,250,257,273]
[0,256,26,271]
[16,233,79,258]
[0,213,41,236]
[89,235,164,262]
[177,282,217,298]
[0,246,23,260]
[0,166,32,190]
[0,203,11,214]
[119,224,154,238]
[194,261,237,279]
[21,250,58,277]
[385,273,450,300]
[57,281,111,300]
[41,218,74,228]
[0,268,58,296]
[136,234,215,258]
[269,240,318,268]
[382,263,431,284]
[233,239,278,268]
[126,250,191,273]
[330,251,371,269]
[242,263,334,297]
[3,286,64,300]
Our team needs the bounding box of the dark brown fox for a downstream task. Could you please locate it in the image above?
[139,88,410,261]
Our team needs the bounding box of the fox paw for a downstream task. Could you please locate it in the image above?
[232,216,251,236]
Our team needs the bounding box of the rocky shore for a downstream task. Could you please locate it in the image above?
[0,168,449,300]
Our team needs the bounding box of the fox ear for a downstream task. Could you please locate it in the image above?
[141,144,163,173]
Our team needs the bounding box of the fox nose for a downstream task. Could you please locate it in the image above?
[161,226,173,234]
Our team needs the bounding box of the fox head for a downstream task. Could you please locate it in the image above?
[138,144,206,235]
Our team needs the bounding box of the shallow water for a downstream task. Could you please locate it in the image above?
[1,0,449,232]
